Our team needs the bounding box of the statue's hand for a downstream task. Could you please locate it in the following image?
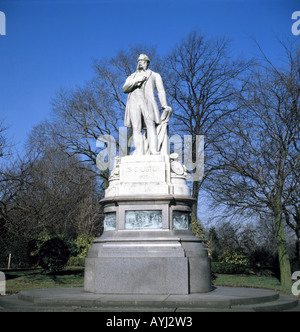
[135,76,147,87]
[161,106,172,122]
[163,106,172,113]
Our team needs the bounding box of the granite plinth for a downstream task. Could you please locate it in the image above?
[84,230,212,294]
[84,154,211,295]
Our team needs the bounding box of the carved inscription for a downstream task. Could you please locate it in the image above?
[120,162,165,182]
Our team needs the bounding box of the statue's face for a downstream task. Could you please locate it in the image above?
[137,59,148,71]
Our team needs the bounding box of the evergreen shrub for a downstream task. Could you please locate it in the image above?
[38,237,70,273]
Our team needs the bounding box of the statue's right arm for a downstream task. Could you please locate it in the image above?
[123,74,136,93]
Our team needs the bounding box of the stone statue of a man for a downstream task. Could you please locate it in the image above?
[123,54,172,155]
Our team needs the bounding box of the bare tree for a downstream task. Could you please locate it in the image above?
[283,174,300,268]
[0,118,13,160]
[0,146,103,242]
[164,31,251,217]
[209,40,300,286]
[0,156,32,237]
[0,121,7,159]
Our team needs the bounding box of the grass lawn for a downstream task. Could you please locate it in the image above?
[2,267,84,294]
[213,273,293,295]
[0,267,295,296]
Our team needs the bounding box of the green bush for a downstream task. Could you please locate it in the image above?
[248,247,275,276]
[27,235,78,267]
[27,235,52,267]
[73,234,94,258]
[211,261,249,274]
[67,256,85,267]
[212,247,250,274]
[219,247,250,267]
[38,237,70,273]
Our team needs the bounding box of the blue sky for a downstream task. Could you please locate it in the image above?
[0,0,299,152]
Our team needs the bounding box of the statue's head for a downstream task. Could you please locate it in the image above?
[137,54,150,70]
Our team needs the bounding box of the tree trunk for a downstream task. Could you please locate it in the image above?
[296,238,300,269]
[191,180,200,220]
[295,224,300,269]
[274,207,292,287]
[294,212,300,269]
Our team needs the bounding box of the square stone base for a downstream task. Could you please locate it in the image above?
[84,230,212,295]
[84,256,189,294]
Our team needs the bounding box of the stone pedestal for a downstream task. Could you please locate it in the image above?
[84,155,212,295]
[105,155,190,197]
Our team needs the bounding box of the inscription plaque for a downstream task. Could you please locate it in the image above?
[104,212,116,231]
[120,161,166,183]
[125,210,162,229]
